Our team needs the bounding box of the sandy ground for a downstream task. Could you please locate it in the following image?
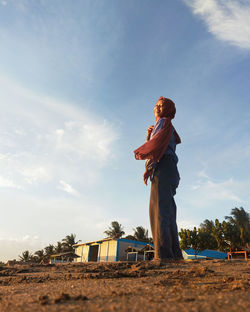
[0,259,249,312]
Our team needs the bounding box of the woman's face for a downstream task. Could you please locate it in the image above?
[153,100,167,120]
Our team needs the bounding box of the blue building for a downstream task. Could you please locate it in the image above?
[183,248,227,260]
[73,238,151,262]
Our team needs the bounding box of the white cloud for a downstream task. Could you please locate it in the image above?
[193,178,242,202]
[0,191,115,262]
[0,235,43,262]
[0,190,116,261]
[190,170,245,204]
[177,219,198,230]
[55,120,115,161]
[197,169,209,179]
[184,0,250,49]
[21,166,50,184]
[0,74,120,261]
[58,180,78,195]
[0,75,118,192]
[0,153,51,187]
[0,175,21,189]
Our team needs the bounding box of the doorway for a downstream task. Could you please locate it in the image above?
[89,245,99,261]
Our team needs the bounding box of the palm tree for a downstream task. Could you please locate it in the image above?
[19,250,32,262]
[225,207,250,247]
[34,249,45,263]
[104,221,125,239]
[44,244,55,256]
[124,235,136,240]
[54,241,64,253]
[200,219,215,233]
[133,226,149,242]
[225,207,249,228]
[62,234,79,252]
[211,219,228,251]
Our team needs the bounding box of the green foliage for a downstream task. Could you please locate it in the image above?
[179,207,250,252]
[212,219,229,251]
[125,227,153,243]
[18,208,248,263]
[54,241,64,253]
[62,234,79,252]
[200,219,215,233]
[44,244,55,256]
[133,226,149,242]
[19,233,80,264]
[104,221,125,239]
[19,250,33,262]
[124,235,136,240]
[199,221,218,250]
[33,249,45,263]
[225,207,250,247]
[179,227,208,255]
[18,222,152,264]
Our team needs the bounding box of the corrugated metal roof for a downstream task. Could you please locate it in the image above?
[183,248,227,259]
[73,237,153,248]
[50,251,80,258]
[73,237,114,247]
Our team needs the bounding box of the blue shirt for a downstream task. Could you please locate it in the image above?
[150,118,178,164]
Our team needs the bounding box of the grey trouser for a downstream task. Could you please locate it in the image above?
[149,154,183,260]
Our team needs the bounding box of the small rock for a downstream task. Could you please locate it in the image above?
[74,295,88,301]
[185,297,195,302]
[38,295,49,305]
[54,293,71,303]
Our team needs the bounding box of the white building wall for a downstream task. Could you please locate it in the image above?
[99,241,109,262]
[107,240,117,261]
[74,245,89,262]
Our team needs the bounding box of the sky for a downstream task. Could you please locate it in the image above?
[0,0,250,262]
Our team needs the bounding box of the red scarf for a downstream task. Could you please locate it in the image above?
[134,97,181,162]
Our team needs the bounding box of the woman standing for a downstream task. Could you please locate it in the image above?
[134,96,183,260]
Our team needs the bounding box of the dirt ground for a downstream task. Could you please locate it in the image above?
[0,259,249,312]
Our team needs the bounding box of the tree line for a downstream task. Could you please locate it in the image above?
[104,222,153,243]
[18,207,249,262]
[18,224,152,263]
[179,207,250,254]
[103,208,250,254]
[19,234,79,263]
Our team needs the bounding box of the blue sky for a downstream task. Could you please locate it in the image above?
[0,0,250,261]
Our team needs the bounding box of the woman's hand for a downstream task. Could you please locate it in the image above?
[146,125,154,141]
[143,169,153,186]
